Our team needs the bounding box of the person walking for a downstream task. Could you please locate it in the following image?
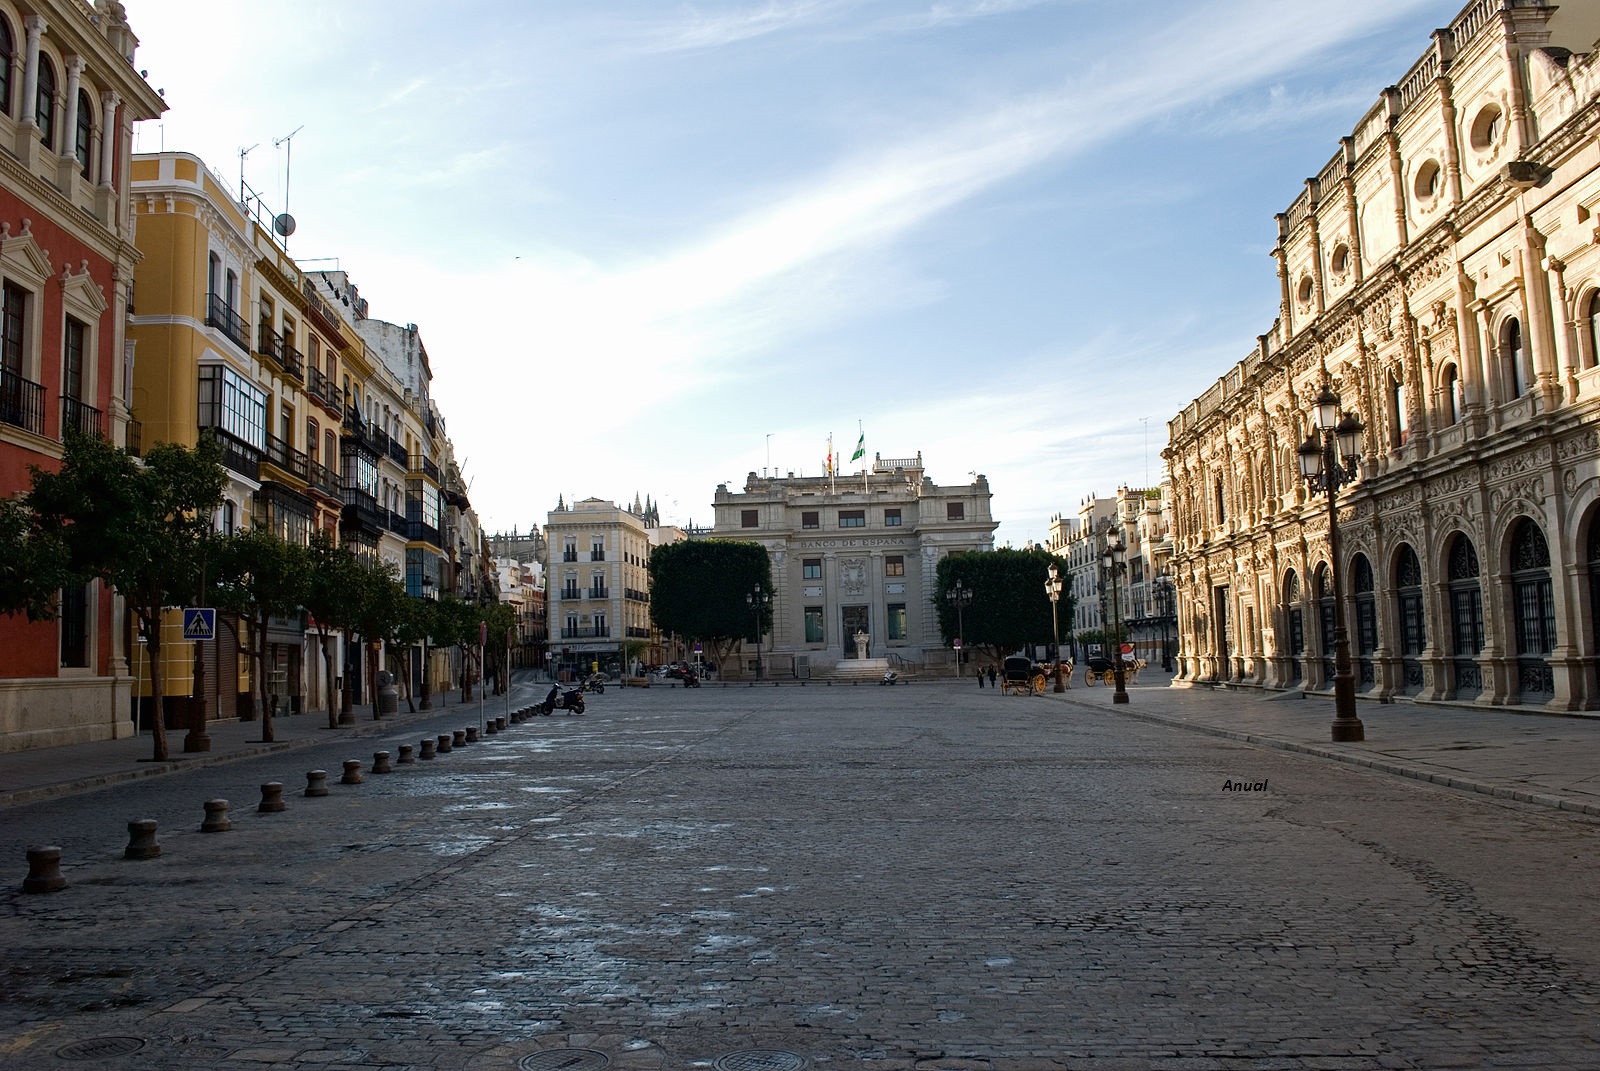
[977,666,985,688]
[987,665,997,688]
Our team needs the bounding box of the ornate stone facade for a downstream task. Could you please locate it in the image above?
[1166,0,1600,711]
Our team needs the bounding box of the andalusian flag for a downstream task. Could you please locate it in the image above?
[850,429,865,463]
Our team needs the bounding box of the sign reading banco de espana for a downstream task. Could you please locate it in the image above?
[794,537,911,549]
[182,607,216,641]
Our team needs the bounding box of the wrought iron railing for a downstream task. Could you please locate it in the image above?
[0,368,44,434]
[307,460,341,498]
[305,365,336,409]
[263,432,310,483]
[206,293,249,351]
[60,395,103,437]
[560,627,611,639]
[278,340,305,381]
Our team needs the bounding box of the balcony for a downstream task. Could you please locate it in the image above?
[206,293,249,351]
[590,550,605,561]
[200,427,261,479]
[407,520,441,548]
[126,418,143,458]
[560,627,611,640]
[256,324,282,362]
[387,438,408,468]
[307,460,341,499]
[0,368,44,434]
[624,587,650,603]
[305,365,337,411]
[561,588,580,600]
[60,395,103,437]
[410,454,440,482]
[386,508,409,537]
[340,487,385,533]
[587,588,610,600]
[562,551,578,562]
[262,432,310,484]
[277,339,304,382]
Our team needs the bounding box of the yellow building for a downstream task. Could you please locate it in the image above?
[128,151,352,721]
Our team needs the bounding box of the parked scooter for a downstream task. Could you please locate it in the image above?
[581,673,606,694]
[539,683,586,715]
[879,670,899,686]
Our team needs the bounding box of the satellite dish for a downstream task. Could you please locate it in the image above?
[272,213,297,237]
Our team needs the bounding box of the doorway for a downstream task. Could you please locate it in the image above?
[841,605,869,657]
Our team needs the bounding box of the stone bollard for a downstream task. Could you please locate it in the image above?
[305,770,330,797]
[258,782,286,813]
[124,819,161,860]
[397,745,415,765]
[22,846,67,893]
[200,799,232,833]
[495,716,508,732]
[419,738,436,760]
[341,759,364,785]
[464,726,479,743]
[453,729,468,747]
[437,733,453,754]
[485,719,499,735]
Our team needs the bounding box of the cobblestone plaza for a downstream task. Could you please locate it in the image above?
[3,681,1599,1069]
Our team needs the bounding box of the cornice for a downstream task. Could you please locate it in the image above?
[0,142,133,268]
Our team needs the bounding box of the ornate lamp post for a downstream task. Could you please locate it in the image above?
[745,582,771,680]
[946,583,972,678]
[1045,562,1065,692]
[1297,385,1365,743]
[1102,534,1130,704]
[1153,571,1175,673]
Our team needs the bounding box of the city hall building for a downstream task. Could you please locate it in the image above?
[710,453,998,676]
[1166,0,1600,710]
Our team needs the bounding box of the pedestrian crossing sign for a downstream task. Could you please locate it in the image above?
[182,607,216,640]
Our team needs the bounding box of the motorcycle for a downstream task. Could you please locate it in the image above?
[879,670,899,686]
[539,684,586,716]
[581,673,606,694]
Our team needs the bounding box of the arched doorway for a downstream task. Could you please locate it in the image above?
[1589,518,1600,700]
[1447,534,1484,698]
[1395,544,1425,695]
[1509,518,1555,701]
[1352,554,1376,690]
[1315,563,1335,688]
[1283,570,1303,684]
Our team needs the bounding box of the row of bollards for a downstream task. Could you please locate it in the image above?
[23,711,525,893]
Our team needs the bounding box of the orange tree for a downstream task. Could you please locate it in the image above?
[648,539,771,675]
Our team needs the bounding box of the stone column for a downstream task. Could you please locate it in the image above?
[60,55,82,161]
[98,90,119,188]
[19,15,43,128]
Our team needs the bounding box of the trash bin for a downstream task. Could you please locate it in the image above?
[376,670,398,715]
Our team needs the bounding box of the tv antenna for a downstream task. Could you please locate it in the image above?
[271,125,304,244]
[238,143,258,203]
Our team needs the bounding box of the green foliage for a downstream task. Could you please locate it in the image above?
[26,432,226,760]
[934,547,1074,667]
[303,532,367,725]
[648,540,772,668]
[0,494,71,621]
[215,527,312,733]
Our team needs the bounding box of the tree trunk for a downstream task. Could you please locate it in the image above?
[420,639,432,709]
[369,642,381,721]
[145,610,170,761]
[256,612,275,743]
[322,632,338,729]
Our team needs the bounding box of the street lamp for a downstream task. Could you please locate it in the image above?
[1102,533,1129,705]
[1153,572,1175,674]
[1297,385,1365,743]
[946,583,973,677]
[1045,562,1065,692]
[745,582,771,680]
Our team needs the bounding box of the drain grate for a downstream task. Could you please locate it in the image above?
[714,1051,806,1071]
[519,1049,611,1071]
[55,1037,146,1061]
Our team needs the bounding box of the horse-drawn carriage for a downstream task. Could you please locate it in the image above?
[1001,655,1048,696]
[1084,655,1147,686]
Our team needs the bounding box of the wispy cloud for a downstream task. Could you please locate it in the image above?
[636,0,848,53]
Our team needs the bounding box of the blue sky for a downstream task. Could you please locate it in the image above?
[126,0,1450,546]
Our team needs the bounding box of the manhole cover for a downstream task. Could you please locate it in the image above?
[520,1050,611,1071]
[55,1036,146,1060]
[714,1051,806,1071]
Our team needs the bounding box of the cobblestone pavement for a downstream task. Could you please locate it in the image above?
[3,681,1599,1070]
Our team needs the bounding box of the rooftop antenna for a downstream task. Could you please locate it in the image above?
[271,125,304,246]
[238,143,258,203]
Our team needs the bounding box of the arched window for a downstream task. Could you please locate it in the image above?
[1440,364,1461,426]
[0,18,14,118]
[74,88,92,177]
[208,252,221,300]
[1510,518,1555,699]
[1396,544,1425,694]
[1586,292,1600,370]
[1283,570,1303,683]
[1315,563,1335,687]
[1448,535,1484,697]
[1353,554,1376,688]
[1389,375,1408,447]
[1503,317,1526,399]
[35,56,55,150]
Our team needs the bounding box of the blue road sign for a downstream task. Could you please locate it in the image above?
[182,607,216,641]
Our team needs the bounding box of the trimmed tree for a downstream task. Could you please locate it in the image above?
[648,540,772,676]
[935,547,1072,672]
[216,527,311,741]
[27,432,226,761]
[303,533,366,727]
[0,494,72,621]
[348,557,407,719]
